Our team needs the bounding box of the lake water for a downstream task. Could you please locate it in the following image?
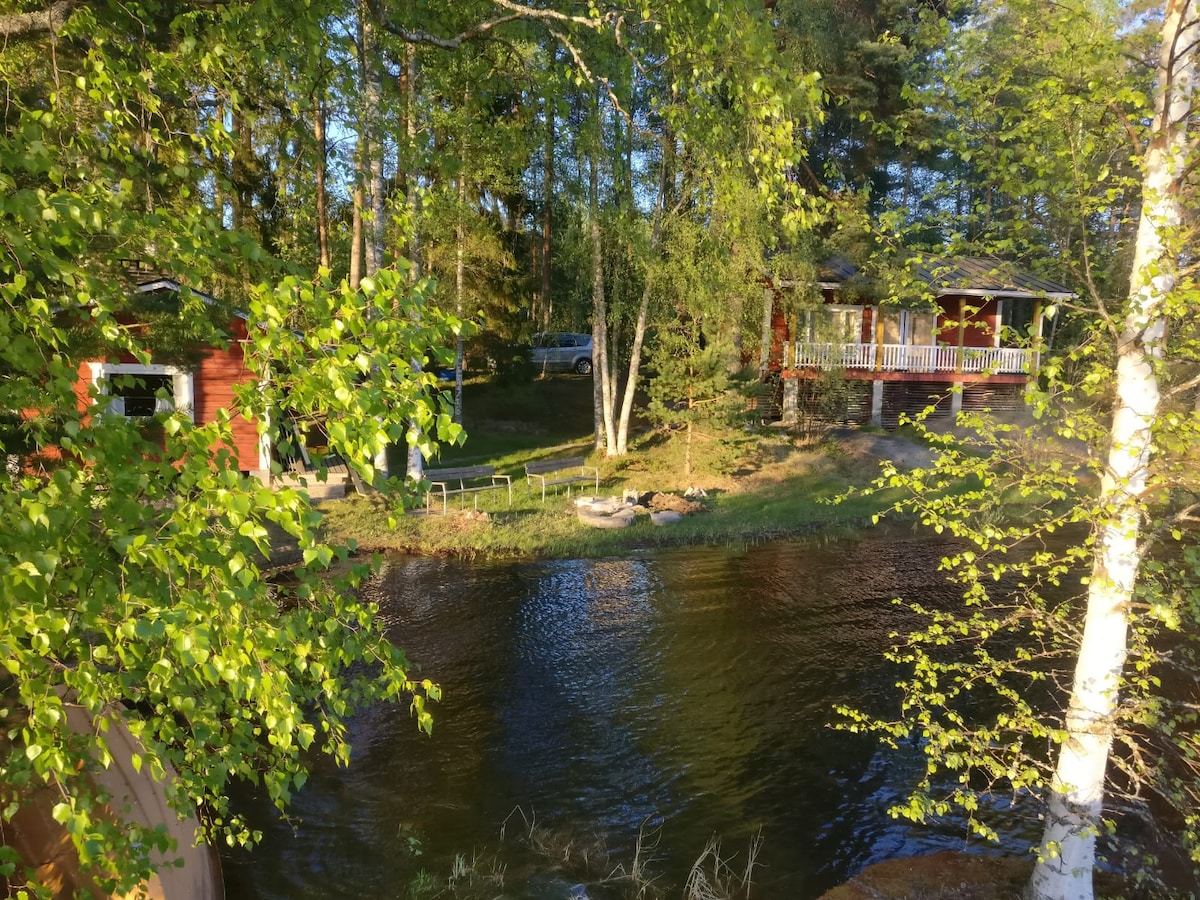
[221,526,1044,899]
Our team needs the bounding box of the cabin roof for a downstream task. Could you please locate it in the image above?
[817,255,1075,300]
[910,255,1075,299]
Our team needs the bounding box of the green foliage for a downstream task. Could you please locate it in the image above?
[773,0,969,206]
[823,7,1200,886]
[888,0,1150,292]
[836,372,1200,884]
[0,1,461,894]
[642,203,772,467]
[240,268,468,479]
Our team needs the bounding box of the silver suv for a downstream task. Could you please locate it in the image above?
[531,332,593,375]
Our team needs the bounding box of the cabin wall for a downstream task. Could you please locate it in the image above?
[936,296,998,348]
[193,336,260,471]
[75,319,263,473]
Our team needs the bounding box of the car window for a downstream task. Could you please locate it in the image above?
[532,332,591,351]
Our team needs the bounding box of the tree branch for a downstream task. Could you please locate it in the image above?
[0,0,82,39]
[367,0,621,51]
[1,0,232,39]
[491,0,620,29]
[546,27,636,123]
[363,0,524,49]
[1164,370,1200,398]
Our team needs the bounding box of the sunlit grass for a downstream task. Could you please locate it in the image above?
[319,458,901,561]
[318,374,917,561]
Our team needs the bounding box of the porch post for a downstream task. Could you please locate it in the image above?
[1030,300,1045,378]
[874,306,885,372]
[956,296,966,374]
[871,379,884,429]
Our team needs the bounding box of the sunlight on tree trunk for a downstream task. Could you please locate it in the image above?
[615,158,666,455]
[540,80,555,330]
[360,0,384,278]
[589,122,613,454]
[313,91,330,272]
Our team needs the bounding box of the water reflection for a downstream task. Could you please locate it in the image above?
[222,527,1041,899]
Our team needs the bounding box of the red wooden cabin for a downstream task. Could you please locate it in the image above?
[75,277,269,477]
[766,256,1075,428]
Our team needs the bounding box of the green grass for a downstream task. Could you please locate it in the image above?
[320,479,889,562]
[319,374,907,560]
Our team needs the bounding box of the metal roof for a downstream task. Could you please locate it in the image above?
[819,255,1076,299]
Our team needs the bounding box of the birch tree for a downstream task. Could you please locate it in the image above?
[837,2,1200,896]
[1027,2,1197,896]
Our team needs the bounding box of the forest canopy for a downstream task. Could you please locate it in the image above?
[3,1,1200,898]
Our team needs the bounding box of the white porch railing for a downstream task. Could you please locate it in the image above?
[789,342,1036,375]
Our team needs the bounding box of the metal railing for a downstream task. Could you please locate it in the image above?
[788,342,1035,375]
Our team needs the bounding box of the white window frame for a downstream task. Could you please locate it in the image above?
[878,308,937,347]
[88,362,194,422]
[802,304,865,344]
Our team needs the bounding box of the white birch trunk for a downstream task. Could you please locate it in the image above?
[1026,3,1196,897]
[588,127,615,454]
[759,287,774,380]
[614,286,650,455]
[361,5,384,277]
[539,80,555,330]
[398,43,422,280]
[313,93,331,272]
[614,160,666,455]
[402,46,424,485]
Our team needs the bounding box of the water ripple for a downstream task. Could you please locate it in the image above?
[223,527,1043,900]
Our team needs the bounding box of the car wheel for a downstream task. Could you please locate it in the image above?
[575,357,593,375]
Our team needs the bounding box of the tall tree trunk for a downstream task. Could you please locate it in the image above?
[540,88,555,329]
[349,181,364,289]
[231,105,251,233]
[313,92,331,272]
[1026,4,1196,898]
[141,113,157,256]
[404,43,422,281]
[454,176,466,425]
[213,101,228,226]
[613,155,667,455]
[614,131,674,455]
[402,42,425,484]
[359,0,384,277]
[758,286,774,379]
[356,0,389,480]
[588,121,613,454]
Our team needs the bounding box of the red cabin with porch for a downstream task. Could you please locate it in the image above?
[766,256,1074,428]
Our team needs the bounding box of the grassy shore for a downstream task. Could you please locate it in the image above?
[316,374,914,560]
